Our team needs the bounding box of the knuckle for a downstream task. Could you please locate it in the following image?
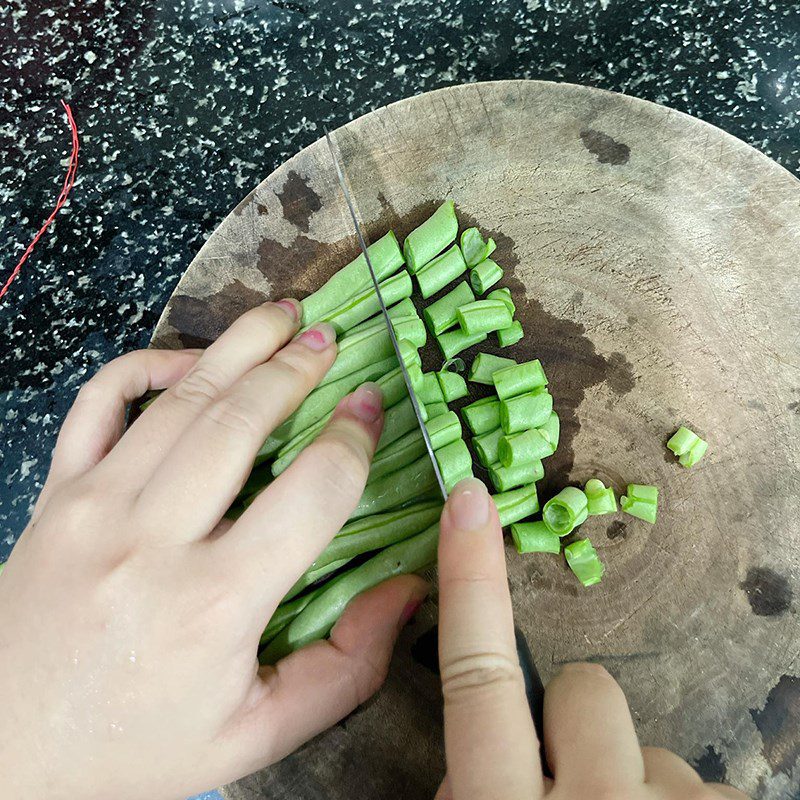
[440,651,523,701]
[204,392,265,438]
[271,351,319,388]
[171,365,225,407]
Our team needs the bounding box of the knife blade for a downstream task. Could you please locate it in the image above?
[325,130,448,502]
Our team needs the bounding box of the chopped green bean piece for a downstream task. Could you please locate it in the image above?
[393,317,427,348]
[435,439,472,492]
[493,484,540,527]
[436,328,487,360]
[498,427,554,467]
[500,389,553,434]
[540,411,560,450]
[407,363,424,392]
[564,539,605,587]
[667,426,708,468]
[584,479,617,516]
[403,200,458,274]
[436,370,468,402]
[302,231,404,324]
[423,281,475,335]
[469,259,503,295]
[460,227,497,267]
[462,397,501,435]
[468,352,516,385]
[425,402,449,419]
[474,426,504,467]
[416,244,468,299]
[368,429,425,482]
[426,411,462,450]
[511,521,561,554]
[415,373,443,405]
[620,484,659,523]
[542,487,589,536]
[398,338,421,370]
[497,320,523,348]
[489,458,544,492]
[351,455,437,520]
[487,287,515,315]
[493,359,548,400]
[456,299,512,336]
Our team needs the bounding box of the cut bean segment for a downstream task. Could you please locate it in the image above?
[436,370,468,402]
[423,281,475,336]
[620,484,658,523]
[497,320,523,347]
[511,521,561,554]
[498,427,554,467]
[469,259,503,295]
[456,299,512,336]
[416,244,468,299]
[540,411,560,450]
[487,287,515,315]
[460,227,497,267]
[398,338,421,370]
[500,389,553,434]
[542,487,589,536]
[403,200,458,273]
[394,317,427,348]
[462,396,501,435]
[489,458,544,492]
[417,372,445,405]
[425,402,449,418]
[435,439,473,492]
[474,427,504,467]
[584,479,617,516]
[667,426,708,468]
[564,539,605,587]
[426,411,462,450]
[493,484,540,527]
[436,328,487,360]
[493,359,548,399]
[468,352,516,385]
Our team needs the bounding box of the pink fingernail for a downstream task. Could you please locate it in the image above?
[447,478,490,532]
[276,298,300,322]
[400,598,424,627]
[346,382,383,423]
[298,323,336,351]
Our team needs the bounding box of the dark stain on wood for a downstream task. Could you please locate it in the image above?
[788,401,800,415]
[692,745,727,783]
[277,170,322,232]
[740,567,792,617]
[750,675,800,775]
[606,520,628,540]
[580,129,631,165]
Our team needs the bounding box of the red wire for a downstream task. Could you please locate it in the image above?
[0,100,80,301]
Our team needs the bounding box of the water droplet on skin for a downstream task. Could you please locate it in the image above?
[128,650,136,664]
[109,722,124,739]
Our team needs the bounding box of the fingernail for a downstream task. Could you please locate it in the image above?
[275,298,300,322]
[399,598,424,627]
[346,382,383,423]
[447,478,490,532]
[298,323,336,351]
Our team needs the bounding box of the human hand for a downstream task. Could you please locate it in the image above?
[0,300,427,800]
[433,478,748,800]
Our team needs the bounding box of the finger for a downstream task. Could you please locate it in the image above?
[221,383,383,604]
[218,575,427,775]
[135,324,338,541]
[106,299,301,481]
[437,478,543,800]
[36,349,201,512]
[643,747,704,795]
[544,662,644,793]
[708,784,750,799]
[433,776,452,800]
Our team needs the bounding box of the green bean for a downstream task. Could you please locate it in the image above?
[435,439,472,491]
[542,487,588,536]
[497,320,523,348]
[283,557,352,603]
[468,353,516,385]
[584,479,617,515]
[436,328,487,360]
[394,317,427,348]
[343,297,419,339]
[407,363,424,392]
[426,410,462,450]
[488,458,544,492]
[436,370,468,402]
[350,455,437,520]
[376,395,428,453]
[498,428,554,467]
[492,359,548,400]
[425,402,449,419]
[314,500,442,570]
[500,389,553,434]
[469,259,503,295]
[462,396,501,435]
[474,426,504,467]
[423,281,475,335]
[319,322,396,387]
[510,522,561,554]
[417,372,444,405]
[416,244,468,300]
[271,416,327,477]
[398,337,421,370]
[311,271,412,335]
[492,484,540,527]
[403,200,458,274]
[541,411,560,449]
[256,356,397,461]
[456,299,512,336]
[260,584,329,646]
[460,227,497,267]
[487,287,515,315]
[368,429,425,483]
[302,231,404,324]
[261,523,440,663]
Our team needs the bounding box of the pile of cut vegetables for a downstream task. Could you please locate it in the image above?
[0,201,709,655]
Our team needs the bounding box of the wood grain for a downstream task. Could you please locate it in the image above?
[150,81,800,799]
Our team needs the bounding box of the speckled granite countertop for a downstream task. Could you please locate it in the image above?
[1,0,798,796]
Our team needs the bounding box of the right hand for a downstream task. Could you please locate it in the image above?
[433,478,748,800]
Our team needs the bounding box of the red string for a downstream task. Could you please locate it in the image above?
[0,100,80,301]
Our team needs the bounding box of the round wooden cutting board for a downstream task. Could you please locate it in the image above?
[151,81,800,799]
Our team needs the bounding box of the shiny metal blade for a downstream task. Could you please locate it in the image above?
[325,130,448,501]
